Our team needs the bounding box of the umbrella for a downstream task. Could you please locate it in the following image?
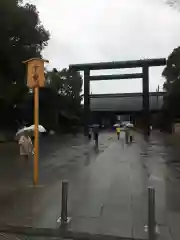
[16,127,28,136]
[89,124,99,128]
[26,124,46,133]
[16,125,46,136]
[126,123,134,128]
[113,123,120,127]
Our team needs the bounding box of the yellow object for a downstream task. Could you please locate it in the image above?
[34,87,39,185]
[116,127,121,133]
[23,58,48,186]
[23,58,49,88]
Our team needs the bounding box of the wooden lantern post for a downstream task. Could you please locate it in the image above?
[23,58,49,186]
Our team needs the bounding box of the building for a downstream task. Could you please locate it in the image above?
[89,92,164,127]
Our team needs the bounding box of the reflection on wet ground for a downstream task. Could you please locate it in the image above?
[0,131,180,239]
[138,131,180,240]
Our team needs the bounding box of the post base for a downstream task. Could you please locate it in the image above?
[57,217,71,224]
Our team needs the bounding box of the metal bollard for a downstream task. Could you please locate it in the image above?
[125,130,129,144]
[61,180,68,224]
[148,187,156,240]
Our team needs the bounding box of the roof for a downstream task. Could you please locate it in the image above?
[90,92,164,98]
[90,92,164,112]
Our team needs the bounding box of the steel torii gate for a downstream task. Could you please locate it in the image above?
[69,58,166,136]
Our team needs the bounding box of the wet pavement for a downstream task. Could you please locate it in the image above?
[0,131,180,239]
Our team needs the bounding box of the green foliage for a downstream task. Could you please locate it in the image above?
[46,68,83,115]
[163,47,180,86]
[20,68,83,130]
[161,47,180,127]
[0,0,83,130]
[0,0,49,104]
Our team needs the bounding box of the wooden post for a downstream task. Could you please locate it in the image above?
[23,58,48,186]
[34,87,39,185]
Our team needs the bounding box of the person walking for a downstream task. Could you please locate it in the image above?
[88,127,92,141]
[129,128,134,143]
[116,126,121,140]
[93,125,99,148]
[19,131,33,160]
[125,126,129,144]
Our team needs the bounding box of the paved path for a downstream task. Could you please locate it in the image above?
[69,133,148,239]
[0,133,115,226]
[0,131,180,239]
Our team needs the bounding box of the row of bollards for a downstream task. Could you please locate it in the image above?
[59,181,157,240]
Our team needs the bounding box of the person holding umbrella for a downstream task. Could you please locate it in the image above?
[16,124,46,160]
[126,123,134,143]
[116,125,121,140]
[92,124,99,148]
[88,127,92,141]
[18,130,33,160]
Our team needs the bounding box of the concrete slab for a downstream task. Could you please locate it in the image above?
[158,226,173,240]
[69,217,100,234]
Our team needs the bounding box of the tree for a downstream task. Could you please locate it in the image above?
[161,47,180,129]
[0,0,49,128]
[20,68,83,131]
[46,68,83,116]
[0,0,49,105]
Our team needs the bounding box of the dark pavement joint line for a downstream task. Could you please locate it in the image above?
[0,225,146,240]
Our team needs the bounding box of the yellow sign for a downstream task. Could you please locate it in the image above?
[23,58,49,88]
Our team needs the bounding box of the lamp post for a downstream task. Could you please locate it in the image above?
[23,58,49,186]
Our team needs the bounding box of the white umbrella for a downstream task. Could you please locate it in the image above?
[126,123,134,128]
[91,124,99,128]
[16,125,46,136]
[26,124,46,133]
[16,127,28,136]
[113,123,120,127]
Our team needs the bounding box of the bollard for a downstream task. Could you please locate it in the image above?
[125,130,129,144]
[61,180,68,224]
[148,187,156,240]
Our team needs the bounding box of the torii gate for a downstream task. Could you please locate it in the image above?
[69,58,166,136]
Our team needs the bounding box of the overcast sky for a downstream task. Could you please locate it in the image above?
[26,0,180,93]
